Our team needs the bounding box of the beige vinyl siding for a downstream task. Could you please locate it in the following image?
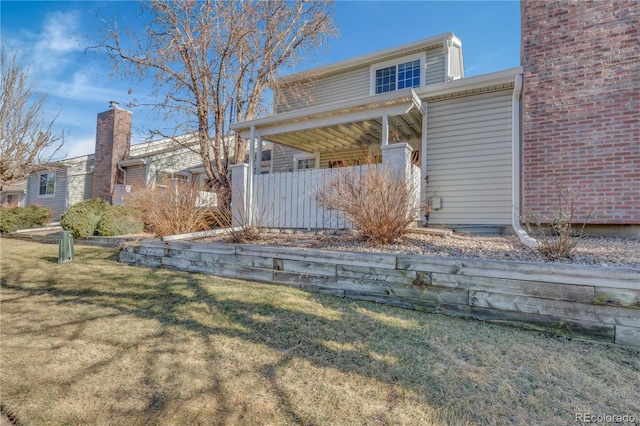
[67,173,93,207]
[124,164,147,188]
[26,169,68,220]
[425,50,446,85]
[66,158,94,207]
[276,50,449,113]
[276,67,370,113]
[319,147,371,169]
[271,145,372,173]
[426,89,513,226]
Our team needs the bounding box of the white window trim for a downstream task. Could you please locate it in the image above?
[293,152,320,170]
[369,52,426,96]
[37,172,56,198]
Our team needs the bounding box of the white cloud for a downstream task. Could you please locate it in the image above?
[64,136,96,159]
[35,10,83,54]
[24,10,84,75]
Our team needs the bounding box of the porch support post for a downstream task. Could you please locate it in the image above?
[381,142,412,183]
[246,125,256,226]
[255,135,263,175]
[381,114,389,146]
[421,103,428,210]
[231,163,248,227]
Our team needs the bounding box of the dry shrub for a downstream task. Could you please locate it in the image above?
[124,180,213,237]
[317,163,421,245]
[208,184,272,243]
[522,186,595,261]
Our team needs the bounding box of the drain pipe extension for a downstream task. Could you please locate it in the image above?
[512,74,538,248]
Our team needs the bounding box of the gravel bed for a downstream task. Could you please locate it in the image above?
[196,229,640,269]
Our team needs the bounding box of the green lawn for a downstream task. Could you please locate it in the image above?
[1,239,638,425]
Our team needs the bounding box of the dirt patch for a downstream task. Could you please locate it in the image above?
[195,229,640,269]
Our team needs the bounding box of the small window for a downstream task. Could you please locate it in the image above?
[297,158,316,170]
[39,172,55,196]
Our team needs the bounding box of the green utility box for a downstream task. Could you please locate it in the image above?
[58,230,74,264]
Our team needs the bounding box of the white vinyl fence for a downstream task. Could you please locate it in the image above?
[248,163,421,230]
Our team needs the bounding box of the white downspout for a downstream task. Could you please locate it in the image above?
[512,74,538,248]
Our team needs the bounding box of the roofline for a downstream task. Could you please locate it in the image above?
[416,66,523,99]
[277,32,459,85]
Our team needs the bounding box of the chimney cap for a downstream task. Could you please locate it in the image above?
[109,100,120,109]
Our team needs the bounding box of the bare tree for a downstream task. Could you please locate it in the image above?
[92,0,337,202]
[0,44,64,191]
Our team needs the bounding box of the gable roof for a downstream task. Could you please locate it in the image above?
[277,32,461,85]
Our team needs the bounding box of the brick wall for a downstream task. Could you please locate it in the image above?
[92,106,132,202]
[521,0,639,224]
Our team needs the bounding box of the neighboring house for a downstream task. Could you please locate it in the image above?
[0,180,26,207]
[521,1,639,231]
[25,103,204,219]
[232,33,522,231]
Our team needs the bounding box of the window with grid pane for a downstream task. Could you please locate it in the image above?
[375,66,396,94]
[398,59,421,89]
[297,158,316,170]
[374,59,421,94]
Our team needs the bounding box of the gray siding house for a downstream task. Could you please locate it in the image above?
[231,33,524,232]
[25,105,204,219]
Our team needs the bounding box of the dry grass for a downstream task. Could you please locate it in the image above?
[1,239,639,425]
[124,180,213,237]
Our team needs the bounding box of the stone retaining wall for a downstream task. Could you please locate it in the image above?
[120,240,640,348]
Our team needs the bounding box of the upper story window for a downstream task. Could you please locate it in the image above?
[38,172,55,196]
[371,53,425,95]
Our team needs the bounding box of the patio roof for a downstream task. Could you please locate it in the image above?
[230,89,424,153]
[230,67,522,154]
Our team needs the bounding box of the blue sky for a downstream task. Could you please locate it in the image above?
[1,1,521,159]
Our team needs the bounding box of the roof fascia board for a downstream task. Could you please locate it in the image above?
[249,101,417,138]
[416,67,523,99]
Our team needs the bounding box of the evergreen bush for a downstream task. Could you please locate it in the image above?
[0,205,49,233]
[60,198,109,238]
[96,206,144,236]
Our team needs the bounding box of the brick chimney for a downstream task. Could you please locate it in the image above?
[521,1,640,225]
[92,101,132,203]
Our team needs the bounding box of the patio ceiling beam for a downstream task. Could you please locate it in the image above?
[252,102,417,138]
[390,115,420,140]
[297,129,347,149]
[312,128,361,148]
[269,134,327,152]
[332,123,378,145]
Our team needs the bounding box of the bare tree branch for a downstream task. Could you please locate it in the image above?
[0,43,64,191]
[89,0,337,200]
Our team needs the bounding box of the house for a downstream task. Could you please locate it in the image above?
[231,0,639,237]
[231,33,526,234]
[0,180,26,207]
[24,103,203,219]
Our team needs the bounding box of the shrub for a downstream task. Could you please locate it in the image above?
[96,206,144,236]
[522,186,595,261]
[316,162,422,245]
[124,180,212,237]
[61,198,109,238]
[0,205,49,233]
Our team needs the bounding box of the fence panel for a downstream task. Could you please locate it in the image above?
[251,163,421,230]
